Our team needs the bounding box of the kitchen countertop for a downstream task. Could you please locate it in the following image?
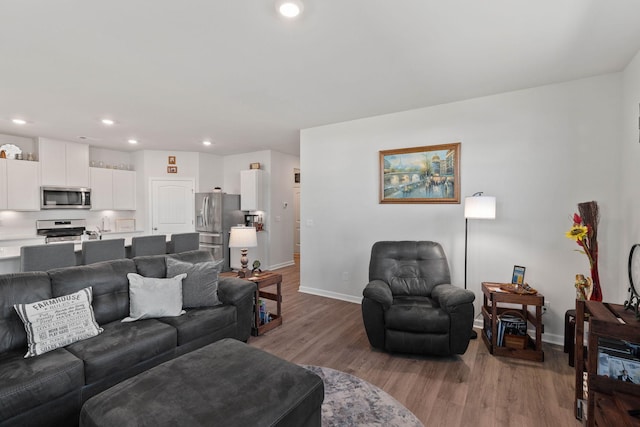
[0,231,161,261]
[0,246,22,259]
[0,233,42,241]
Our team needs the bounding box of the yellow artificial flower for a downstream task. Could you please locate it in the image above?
[565,225,588,241]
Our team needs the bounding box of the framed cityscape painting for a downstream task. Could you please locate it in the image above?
[379,142,461,204]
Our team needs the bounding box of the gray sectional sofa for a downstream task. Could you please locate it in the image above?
[0,250,256,427]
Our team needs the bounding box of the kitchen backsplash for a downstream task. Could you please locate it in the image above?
[0,209,138,239]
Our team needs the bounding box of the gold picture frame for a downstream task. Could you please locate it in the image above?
[379,142,460,204]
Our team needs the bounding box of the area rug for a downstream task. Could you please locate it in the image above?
[301,365,424,427]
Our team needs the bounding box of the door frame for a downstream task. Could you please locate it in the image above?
[148,177,196,234]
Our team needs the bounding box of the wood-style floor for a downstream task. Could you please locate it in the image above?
[247,258,581,427]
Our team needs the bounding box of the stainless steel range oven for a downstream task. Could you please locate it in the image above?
[36,219,87,243]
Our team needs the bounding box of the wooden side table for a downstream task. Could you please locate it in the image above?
[574,300,640,425]
[481,282,544,362]
[246,271,283,336]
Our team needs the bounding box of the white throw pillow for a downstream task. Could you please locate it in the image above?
[122,273,187,322]
[14,287,103,358]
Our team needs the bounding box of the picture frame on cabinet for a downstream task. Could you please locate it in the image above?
[379,142,460,204]
[168,156,176,165]
[167,166,178,174]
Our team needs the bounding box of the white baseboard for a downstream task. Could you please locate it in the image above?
[472,319,564,346]
[269,260,296,270]
[296,291,565,346]
[298,286,362,304]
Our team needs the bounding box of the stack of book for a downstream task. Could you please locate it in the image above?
[497,313,527,347]
[597,337,640,384]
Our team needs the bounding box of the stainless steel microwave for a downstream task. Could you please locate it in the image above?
[41,186,91,209]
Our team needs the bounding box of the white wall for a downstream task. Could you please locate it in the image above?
[223,150,299,269]
[198,152,225,192]
[620,50,640,300]
[0,134,36,157]
[224,151,271,267]
[139,150,200,186]
[300,73,624,344]
[132,150,198,233]
[131,150,226,232]
[223,151,271,195]
[89,147,133,170]
[223,150,300,269]
[269,151,300,269]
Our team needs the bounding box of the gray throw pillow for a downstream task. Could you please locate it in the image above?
[122,273,187,322]
[166,257,223,308]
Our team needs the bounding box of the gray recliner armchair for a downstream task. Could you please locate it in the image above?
[362,241,475,356]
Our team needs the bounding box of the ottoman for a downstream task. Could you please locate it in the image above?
[79,338,324,427]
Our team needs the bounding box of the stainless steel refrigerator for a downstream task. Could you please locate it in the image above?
[195,193,244,272]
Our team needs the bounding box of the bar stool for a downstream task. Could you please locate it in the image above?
[81,239,126,265]
[167,232,200,254]
[131,235,167,257]
[20,243,77,272]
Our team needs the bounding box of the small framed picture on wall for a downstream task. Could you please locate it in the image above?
[167,166,178,174]
[168,156,176,165]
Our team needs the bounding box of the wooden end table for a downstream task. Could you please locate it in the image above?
[220,270,283,336]
[245,271,283,336]
[481,282,545,362]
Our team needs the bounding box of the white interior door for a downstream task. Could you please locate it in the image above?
[150,179,195,234]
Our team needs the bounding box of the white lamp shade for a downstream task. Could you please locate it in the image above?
[464,196,496,219]
[229,226,258,248]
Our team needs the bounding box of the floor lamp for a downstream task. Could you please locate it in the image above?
[464,192,496,338]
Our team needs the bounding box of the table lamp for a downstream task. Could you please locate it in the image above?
[229,226,258,278]
[464,192,496,338]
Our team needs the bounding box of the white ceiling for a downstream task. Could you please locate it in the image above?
[1,1,640,157]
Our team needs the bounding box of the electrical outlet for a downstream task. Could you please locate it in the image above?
[543,301,551,314]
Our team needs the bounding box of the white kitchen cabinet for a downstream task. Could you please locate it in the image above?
[66,142,89,186]
[90,167,113,210]
[113,170,136,210]
[90,168,136,210]
[0,159,7,209]
[39,138,65,185]
[6,160,40,210]
[39,138,89,187]
[240,169,264,211]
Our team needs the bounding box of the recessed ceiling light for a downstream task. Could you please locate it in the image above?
[12,118,27,125]
[128,139,138,144]
[101,118,115,125]
[202,140,212,146]
[276,0,303,18]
